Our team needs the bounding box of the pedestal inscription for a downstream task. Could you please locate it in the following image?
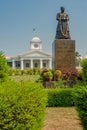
[53,39,75,71]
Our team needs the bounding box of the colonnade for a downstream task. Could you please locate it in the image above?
[12,58,52,70]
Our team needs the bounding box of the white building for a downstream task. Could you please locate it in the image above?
[7,36,52,70]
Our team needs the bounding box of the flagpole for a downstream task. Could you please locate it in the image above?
[33,28,36,36]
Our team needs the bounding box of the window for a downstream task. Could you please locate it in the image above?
[34,63,38,68]
[15,61,20,68]
[7,62,12,67]
[43,63,46,67]
[26,63,30,67]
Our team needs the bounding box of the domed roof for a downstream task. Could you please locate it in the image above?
[31,36,41,43]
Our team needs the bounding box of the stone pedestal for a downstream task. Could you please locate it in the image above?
[52,39,75,71]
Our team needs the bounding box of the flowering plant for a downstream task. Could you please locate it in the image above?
[62,70,79,81]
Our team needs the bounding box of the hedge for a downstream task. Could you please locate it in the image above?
[47,88,74,107]
[8,68,41,76]
[0,51,9,82]
[0,81,47,130]
[73,83,87,130]
[81,59,87,83]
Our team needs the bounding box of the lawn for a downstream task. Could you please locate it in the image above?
[10,75,40,82]
[42,107,83,130]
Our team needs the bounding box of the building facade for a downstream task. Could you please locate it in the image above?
[7,36,52,70]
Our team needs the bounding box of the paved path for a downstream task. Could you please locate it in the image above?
[42,108,83,130]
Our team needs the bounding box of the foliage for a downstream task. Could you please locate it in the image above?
[0,80,47,130]
[73,83,87,129]
[62,70,79,81]
[47,89,74,107]
[33,68,41,75]
[54,70,62,81]
[35,76,43,83]
[43,71,53,81]
[9,68,41,76]
[41,68,49,77]
[40,69,80,88]
[25,68,34,75]
[41,69,53,81]
[0,51,9,82]
[51,80,65,89]
[75,51,81,57]
[81,59,87,83]
[77,69,83,81]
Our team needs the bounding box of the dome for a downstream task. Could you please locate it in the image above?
[31,36,41,43]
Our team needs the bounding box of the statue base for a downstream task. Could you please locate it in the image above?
[52,39,75,71]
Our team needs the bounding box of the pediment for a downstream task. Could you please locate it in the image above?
[20,50,52,58]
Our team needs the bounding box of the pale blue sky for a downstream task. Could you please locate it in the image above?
[0,0,87,56]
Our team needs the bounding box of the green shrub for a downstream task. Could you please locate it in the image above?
[24,69,34,75]
[0,81,47,130]
[43,71,53,81]
[8,68,16,76]
[81,59,87,83]
[77,69,83,81]
[51,80,65,89]
[33,68,41,75]
[41,68,48,77]
[54,70,62,81]
[36,76,43,83]
[47,89,74,107]
[73,83,87,129]
[0,51,9,82]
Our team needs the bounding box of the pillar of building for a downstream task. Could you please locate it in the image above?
[12,59,15,69]
[31,59,33,68]
[49,59,52,69]
[40,59,43,69]
[21,59,24,70]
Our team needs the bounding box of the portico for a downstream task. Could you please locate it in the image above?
[11,58,52,70]
[8,36,52,70]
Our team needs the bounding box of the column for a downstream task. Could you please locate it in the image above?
[40,59,43,69]
[12,59,15,69]
[49,59,52,69]
[31,59,33,68]
[21,59,24,70]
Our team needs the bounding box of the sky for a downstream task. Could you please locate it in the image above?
[0,0,87,57]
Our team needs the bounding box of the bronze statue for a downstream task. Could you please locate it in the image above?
[55,6,71,39]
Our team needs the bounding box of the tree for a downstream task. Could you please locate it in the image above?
[75,51,81,57]
[75,51,81,68]
[0,51,9,82]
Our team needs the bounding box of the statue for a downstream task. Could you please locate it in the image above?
[55,6,71,39]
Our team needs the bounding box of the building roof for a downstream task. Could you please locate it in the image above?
[5,56,11,59]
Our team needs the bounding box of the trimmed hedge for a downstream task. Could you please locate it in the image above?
[0,81,47,130]
[81,59,87,83]
[73,83,87,130]
[47,88,74,107]
[8,68,41,76]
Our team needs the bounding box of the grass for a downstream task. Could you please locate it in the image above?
[10,75,40,82]
[42,107,83,130]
